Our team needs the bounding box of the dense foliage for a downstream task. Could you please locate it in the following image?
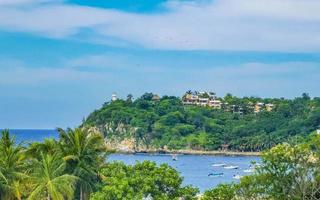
[0,129,199,200]
[90,161,199,200]
[201,184,236,200]
[0,128,107,200]
[84,92,320,151]
[1,128,320,199]
[2,92,320,199]
[202,133,320,200]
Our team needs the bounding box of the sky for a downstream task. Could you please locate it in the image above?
[0,0,320,129]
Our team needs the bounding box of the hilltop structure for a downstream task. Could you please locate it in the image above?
[152,94,161,101]
[266,103,275,112]
[111,91,274,114]
[111,93,118,101]
[182,90,274,113]
[85,92,318,153]
[254,102,275,113]
[182,91,223,109]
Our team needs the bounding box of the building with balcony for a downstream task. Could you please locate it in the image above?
[183,94,199,105]
[266,103,274,112]
[198,98,209,106]
[152,94,161,101]
[182,91,222,108]
[209,99,222,109]
[254,102,264,113]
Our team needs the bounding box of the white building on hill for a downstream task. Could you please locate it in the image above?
[209,99,222,109]
[111,93,118,101]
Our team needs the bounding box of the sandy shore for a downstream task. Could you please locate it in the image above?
[161,149,261,156]
[113,149,261,156]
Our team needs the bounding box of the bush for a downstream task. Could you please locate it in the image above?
[202,184,236,200]
[90,161,199,200]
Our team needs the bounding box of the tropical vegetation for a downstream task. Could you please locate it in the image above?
[1,92,320,199]
[83,92,320,151]
[202,132,320,200]
[0,128,107,200]
[90,161,198,200]
[0,128,200,200]
[1,129,320,199]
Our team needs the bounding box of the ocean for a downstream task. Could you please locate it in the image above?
[3,129,260,192]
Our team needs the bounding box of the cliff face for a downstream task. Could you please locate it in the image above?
[84,96,320,152]
[105,137,136,153]
[90,123,151,153]
[88,124,262,155]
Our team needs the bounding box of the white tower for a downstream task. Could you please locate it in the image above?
[111,93,118,101]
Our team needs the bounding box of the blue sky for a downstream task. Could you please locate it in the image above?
[0,0,320,129]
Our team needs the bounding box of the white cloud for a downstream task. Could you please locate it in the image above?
[0,66,103,85]
[205,62,320,78]
[0,0,320,51]
[1,56,319,99]
[65,52,320,76]
[166,61,320,98]
[0,0,59,6]
[66,54,130,69]
[0,0,34,5]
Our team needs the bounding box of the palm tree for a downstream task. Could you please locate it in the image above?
[26,138,59,160]
[28,153,77,200]
[58,128,107,200]
[0,130,27,200]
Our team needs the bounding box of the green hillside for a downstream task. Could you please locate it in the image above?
[83,92,320,151]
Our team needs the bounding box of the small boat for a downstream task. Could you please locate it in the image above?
[172,154,178,161]
[224,165,239,169]
[246,163,260,171]
[233,174,242,180]
[212,163,226,167]
[251,163,261,168]
[243,168,254,173]
[208,172,224,177]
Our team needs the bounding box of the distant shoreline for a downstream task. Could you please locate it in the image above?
[112,149,261,156]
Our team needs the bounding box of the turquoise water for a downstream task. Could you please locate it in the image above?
[5,129,260,192]
[109,153,260,192]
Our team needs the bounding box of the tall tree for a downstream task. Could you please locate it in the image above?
[58,128,107,200]
[237,136,320,200]
[28,153,77,200]
[91,161,199,200]
[126,94,133,103]
[26,138,59,160]
[0,130,27,200]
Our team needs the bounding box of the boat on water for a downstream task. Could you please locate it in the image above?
[243,168,255,173]
[251,163,261,168]
[212,163,226,167]
[224,165,239,169]
[233,174,242,180]
[208,172,224,177]
[172,154,178,161]
[243,163,260,172]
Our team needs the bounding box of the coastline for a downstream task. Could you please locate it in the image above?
[112,149,261,156]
